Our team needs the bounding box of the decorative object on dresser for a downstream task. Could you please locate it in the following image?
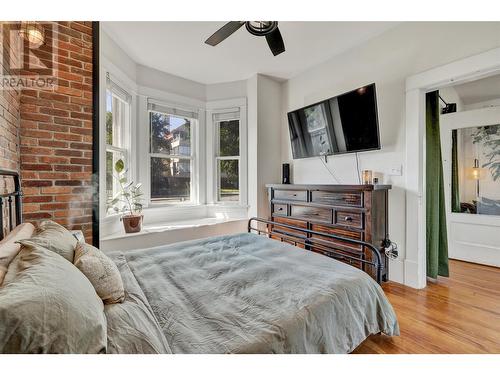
[266,184,391,281]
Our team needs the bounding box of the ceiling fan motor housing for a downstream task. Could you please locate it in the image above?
[245,21,278,36]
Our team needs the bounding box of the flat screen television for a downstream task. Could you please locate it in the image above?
[287,83,380,159]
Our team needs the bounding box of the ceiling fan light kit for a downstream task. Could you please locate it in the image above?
[205,21,285,56]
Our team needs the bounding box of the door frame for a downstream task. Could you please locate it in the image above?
[404,47,500,289]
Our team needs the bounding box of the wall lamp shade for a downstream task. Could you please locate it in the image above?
[19,22,45,47]
[469,159,484,180]
[471,168,481,180]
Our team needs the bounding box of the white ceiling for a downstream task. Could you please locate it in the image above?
[453,74,500,105]
[102,22,398,84]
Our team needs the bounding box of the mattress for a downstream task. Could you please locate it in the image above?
[106,232,399,353]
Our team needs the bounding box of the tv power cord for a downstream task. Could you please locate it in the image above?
[382,238,399,260]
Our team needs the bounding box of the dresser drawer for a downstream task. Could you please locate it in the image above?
[270,216,307,248]
[309,224,363,268]
[274,189,307,201]
[310,224,363,251]
[334,210,363,229]
[290,205,331,223]
[272,204,287,216]
[311,191,363,207]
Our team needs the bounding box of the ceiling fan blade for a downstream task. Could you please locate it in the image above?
[205,21,245,46]
[265,27,285,56]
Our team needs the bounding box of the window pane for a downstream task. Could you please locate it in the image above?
[112,95,125,147]
[151,157,191,202]
[106,149,125,213]
[106,90,113,145]
[106,90,127,147]
[218,120,239,156]
[150,112,191,156]
[218,159,239,201]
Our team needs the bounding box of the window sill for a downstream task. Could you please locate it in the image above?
[100,203,249,239]
[101,216,247,242]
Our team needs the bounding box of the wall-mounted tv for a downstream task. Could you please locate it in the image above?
[287,83,380,159]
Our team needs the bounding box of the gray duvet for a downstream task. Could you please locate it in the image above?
[107,233,399,354]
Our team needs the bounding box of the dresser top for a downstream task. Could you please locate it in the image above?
[265,184,392,191]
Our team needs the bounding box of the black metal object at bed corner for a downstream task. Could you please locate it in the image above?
[0,169,23,241]
[248,217,384,284]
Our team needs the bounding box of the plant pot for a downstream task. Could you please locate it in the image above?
[121,214,143,233]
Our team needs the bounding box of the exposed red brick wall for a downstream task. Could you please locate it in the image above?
[19,22,94,242]
[0,22,21,174]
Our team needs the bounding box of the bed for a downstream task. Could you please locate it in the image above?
[0,169,399,353]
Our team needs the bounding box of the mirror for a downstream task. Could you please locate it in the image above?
[451,124,500,215]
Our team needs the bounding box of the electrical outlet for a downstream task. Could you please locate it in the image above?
[389,165,403,176]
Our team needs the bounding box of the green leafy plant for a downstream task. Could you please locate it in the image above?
[107,159,143,215]
[471,124,500,181]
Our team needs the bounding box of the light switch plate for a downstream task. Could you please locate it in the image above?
[389,165,403,176]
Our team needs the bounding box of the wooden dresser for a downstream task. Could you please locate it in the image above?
[266,184,391,281]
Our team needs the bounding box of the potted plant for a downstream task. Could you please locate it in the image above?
[107,159,144,233]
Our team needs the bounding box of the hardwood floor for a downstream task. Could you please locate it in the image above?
[353,259,500,353]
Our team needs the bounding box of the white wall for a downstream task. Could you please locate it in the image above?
[100,30,137,82]
[280,22,500,282]
[256,75,283,217]
[247,74,282,219]
[465,98,500,111]
[136,64,206,101]
[206,80,247,101]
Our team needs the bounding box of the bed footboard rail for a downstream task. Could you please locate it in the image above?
[248,217,383,284]
[0,169,23,241]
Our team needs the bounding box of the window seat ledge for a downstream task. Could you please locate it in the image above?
[99,216,248,252]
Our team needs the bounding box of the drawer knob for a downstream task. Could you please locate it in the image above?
[293,193,297,196]
[278,207,283,211]
[344,216,353,222]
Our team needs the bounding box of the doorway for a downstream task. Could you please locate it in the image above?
[405,47,500,288]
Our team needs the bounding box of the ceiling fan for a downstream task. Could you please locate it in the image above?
[205,21,285,56]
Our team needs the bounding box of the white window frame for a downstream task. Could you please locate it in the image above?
[207,98,247,206]
[102,70,134,217]
[214,115,241,204]
[147,103,199,206]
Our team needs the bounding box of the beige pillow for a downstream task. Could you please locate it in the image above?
[74,242,125,304]
[0,242,107,353]
[0,223,35,285]
[17,220,77,263]
[0,222,35,245]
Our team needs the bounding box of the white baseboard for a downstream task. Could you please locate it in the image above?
[388,259,404,284]
[404,259,426,289]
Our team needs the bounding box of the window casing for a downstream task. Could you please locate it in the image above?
[214,111,241,203]
[105,77,131,214]
[148,102,198,204]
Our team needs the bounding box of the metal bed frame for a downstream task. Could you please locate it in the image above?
[248,217,384,284]
[0,169,23,241]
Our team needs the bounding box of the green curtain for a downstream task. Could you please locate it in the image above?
[451,129,461,212]
[426,91,449,278]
